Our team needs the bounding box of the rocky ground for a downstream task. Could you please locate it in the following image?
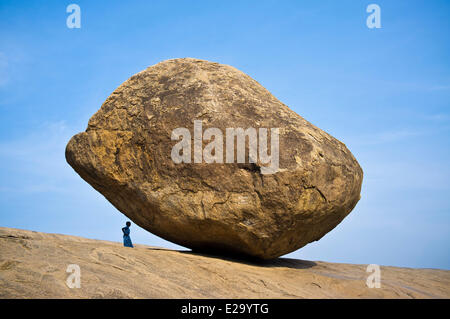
[0,227,448,298]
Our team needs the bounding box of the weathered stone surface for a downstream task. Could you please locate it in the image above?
[65,58,363,259]
[3,227,450,299]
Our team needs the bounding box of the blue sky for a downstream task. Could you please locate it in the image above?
[1,0,449,269]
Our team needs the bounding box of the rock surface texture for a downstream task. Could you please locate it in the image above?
[1,228,449,299]
[65,58,363,259]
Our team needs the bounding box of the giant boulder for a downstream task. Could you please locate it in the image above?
[65,58,363,259]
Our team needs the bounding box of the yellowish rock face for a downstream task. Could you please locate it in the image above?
[65,58,363,259]
[2,227,449,299]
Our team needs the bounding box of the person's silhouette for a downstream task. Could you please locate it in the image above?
[122,221,134,248]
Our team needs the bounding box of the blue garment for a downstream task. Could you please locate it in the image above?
[122,226,133,248]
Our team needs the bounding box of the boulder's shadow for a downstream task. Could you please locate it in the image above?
[176,249,317,269]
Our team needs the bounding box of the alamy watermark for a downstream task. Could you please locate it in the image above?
[64,5,381,30]
[66,264,81,288]
[171,120,279,174]
[65,4,380,30]
[366,4,381,29]
[366,264,381,288]
[66,4,81,29]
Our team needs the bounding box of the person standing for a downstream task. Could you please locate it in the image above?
[122,221,134,248]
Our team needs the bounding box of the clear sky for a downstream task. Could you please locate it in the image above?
[1,0,449,269]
